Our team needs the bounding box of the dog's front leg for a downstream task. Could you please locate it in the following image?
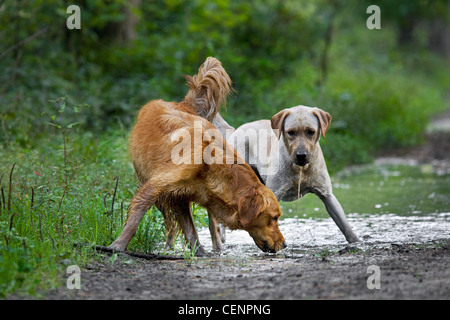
[319,193,360,243]
[109,182,159,251]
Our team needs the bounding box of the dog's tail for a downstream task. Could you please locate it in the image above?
[182,57,233,122]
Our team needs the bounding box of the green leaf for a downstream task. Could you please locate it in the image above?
[46,122,61,129]
[67,122,80,128]
[109,253,118,265]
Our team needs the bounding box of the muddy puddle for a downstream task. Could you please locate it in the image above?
[199,212,450,258]
[198,160,450,258]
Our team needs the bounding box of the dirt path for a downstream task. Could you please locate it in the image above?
[44,111,450,301]
[48,242,448,300]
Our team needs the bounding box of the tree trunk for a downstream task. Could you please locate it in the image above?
[428,1,450,59]
[116,0,141,44]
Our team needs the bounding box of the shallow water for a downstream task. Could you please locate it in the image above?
[198,162,450,256]
[282,161,449,219]
[199,212,450,256]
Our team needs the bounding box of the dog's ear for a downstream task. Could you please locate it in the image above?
[237,189,266,229]
[271,110,290,139]
[312,108,332,139]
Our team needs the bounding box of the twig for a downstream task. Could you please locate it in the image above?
[9,212,17,231]
[73,243,184,261]
[1,115,10,150]
[0,27,48,61]
[55,185,68,236]
[56,185,68,215]
[30,187,34,224]
[1,187,5,212]
[47,231,56,251]
[0,172,4,213]
[110,176,119,216]
[7,163,15,212]
[39,207,43,242]
[120,201,124,227]
[103,192,111,214]
[104,176,120,216]
[109,176,119,237]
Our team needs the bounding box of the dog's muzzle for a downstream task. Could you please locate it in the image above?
[294,151,309,166]
[262,241,287,253]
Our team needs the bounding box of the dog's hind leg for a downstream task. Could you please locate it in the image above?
[109,181,160,251]
[176,203,208,257]
[219,223,226,244]
[208,211,224,252]
[158,206,181,250]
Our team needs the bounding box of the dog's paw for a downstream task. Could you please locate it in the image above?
[347,235,361,243]
[194,246,211,257]
[109,240,127,252]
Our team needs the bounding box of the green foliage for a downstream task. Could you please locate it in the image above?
[2,0,447,159]
[0,125,173,297]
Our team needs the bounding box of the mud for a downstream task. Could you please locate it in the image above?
[46,212,450,300]
[47,240,449,300]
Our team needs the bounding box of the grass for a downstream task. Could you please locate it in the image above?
[0,123,209,297]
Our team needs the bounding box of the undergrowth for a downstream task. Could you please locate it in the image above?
[0,105,207,297]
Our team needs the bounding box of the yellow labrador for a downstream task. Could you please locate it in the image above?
[213,105,360,243]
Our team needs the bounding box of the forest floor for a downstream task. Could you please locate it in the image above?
[47,242,449,300]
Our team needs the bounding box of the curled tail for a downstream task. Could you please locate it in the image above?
[182,57,233,122]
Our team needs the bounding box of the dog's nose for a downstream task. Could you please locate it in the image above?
[295,151,308,163]
[282,242,287,249]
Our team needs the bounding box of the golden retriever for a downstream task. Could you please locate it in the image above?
[109,57,286,255]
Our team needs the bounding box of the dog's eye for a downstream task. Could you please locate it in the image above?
[287,130,296,137]
[306,129,315,137]
[273,216,278,222]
